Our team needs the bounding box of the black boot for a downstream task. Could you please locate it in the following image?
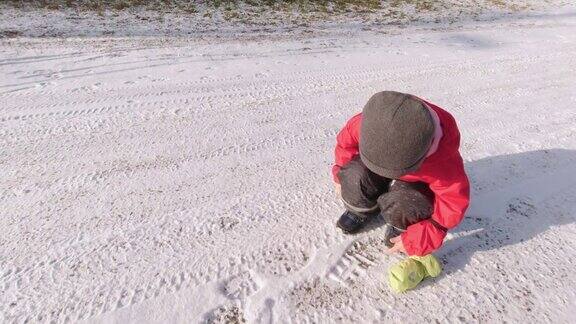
[384,225,404,248]
[337,211,368,234]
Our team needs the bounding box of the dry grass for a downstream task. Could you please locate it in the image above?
[1,0,536,25]
[4,0,197,12]
[4,0,383,13]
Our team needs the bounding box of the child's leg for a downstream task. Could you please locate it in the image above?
[338,156,391,216]
[337,157,391,233]
[377,180,433,246]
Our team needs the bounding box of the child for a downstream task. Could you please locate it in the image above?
[333,91,470,256]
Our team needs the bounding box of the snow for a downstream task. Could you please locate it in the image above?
[0,0,568,38]
[1,4,576,323]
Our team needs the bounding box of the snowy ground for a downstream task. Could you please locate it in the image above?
[0,0,569,39]
[1,4,576,324]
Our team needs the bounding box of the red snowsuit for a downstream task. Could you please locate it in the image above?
[332,100,470,256]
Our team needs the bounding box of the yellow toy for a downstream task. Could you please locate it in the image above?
[388,254,442,293]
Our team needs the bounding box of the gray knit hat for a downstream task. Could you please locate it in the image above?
[359,91,434,178]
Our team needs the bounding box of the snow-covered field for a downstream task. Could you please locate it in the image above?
[1,4,576,323]
[0,0,565,38]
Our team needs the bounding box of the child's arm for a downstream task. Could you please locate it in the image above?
[332,113,362,183]
[401,155,470,256]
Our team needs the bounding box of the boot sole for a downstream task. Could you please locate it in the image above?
[336,219,363,234]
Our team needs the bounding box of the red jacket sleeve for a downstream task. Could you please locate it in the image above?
[332,114,362,183]
[401,155,470,256]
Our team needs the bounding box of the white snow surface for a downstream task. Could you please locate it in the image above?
[0,0,567,38]
[1,5,576,324]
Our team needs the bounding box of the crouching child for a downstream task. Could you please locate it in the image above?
[332,91,470,258]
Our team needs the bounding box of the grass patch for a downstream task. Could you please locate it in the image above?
[1,1,521,15]
[3,0,384,13]
[1,0,537,26]
[4,0,198,12]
